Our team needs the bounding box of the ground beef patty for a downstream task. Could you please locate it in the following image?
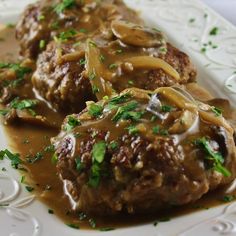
[15,0,142,59]
[52,88,236,216]
[32,20,196,113]
[32,41,96,113]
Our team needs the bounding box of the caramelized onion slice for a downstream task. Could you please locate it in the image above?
[155,87,197,111]
[169,110,197,134]
[199,110,234,135]
[124,56,180,81]
[85,40,114,100]
[111,20,165,47]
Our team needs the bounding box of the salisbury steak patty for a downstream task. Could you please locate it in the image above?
[16,0,142,58]
[32,20,196,112]
[32,41,96,113]
[52,88,236,216]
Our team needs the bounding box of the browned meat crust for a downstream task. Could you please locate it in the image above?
[53,88,236,216]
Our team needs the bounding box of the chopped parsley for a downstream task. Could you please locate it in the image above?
[152,126,160,134]
[88,104,103,118]
[189,18,195,23]
[108,93,130,105]
[75,158,85,172]
[209,27,219,36]
[161,105,173,112]
[58,29,77,41]
[112,101,142,122]
[0,149,22,169]
[109,63,118,70]
[25,186,34,192]
[20,175,25,183]
[195,137,231,177]
[88,141,106,188]
[92,85,99,94]
[0,63,32,87]
[126,125,139,135]
[99,228,115,231]
[222,195,236,202]
[54,0,76,14]
[108,141,118,150]
[99,54,105,63]
[26,152,43,164]
[152,126,169,136]
[51,153,58,164]
[79,58,86,65]
[211,107,222,117]
[48,209,54,214]
[39,39,46,49]
[64,116,81,131]
[10,98,38,110]
[67,223,80,229]
[0,98,38,117]
[92,142,106,164]
[44,145,55,153]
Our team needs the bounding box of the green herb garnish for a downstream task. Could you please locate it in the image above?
[92,142,106,164]
[48,209,54,214]
[64,116,81,131]
[26,152,43,164]
[39,39,46,49]
[88,141,106,187]
[0,63,32,87]
[161,105,173,112]
[112,101,143,122]
[0,149,22,169]
[126,125,139,135]
[54,0,76,14]
[109,63,118,70]
[88,104,103,118]
[58,29,77,41]
[108,141,118,150]
[75,158,85,172]
[10,98,38,110]
[67,223,80,229]
[25,186,34,192]
[195,137,231,177]
[209,27,219,35]
[211,107,222,117]
[222,195,236,202]
[108,93,130,105]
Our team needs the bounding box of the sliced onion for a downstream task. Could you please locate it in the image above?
[155,87,197,111]
[85,40,114,100]
[123,56,180,81]
[199,110,234,134]
[61,50,85,62]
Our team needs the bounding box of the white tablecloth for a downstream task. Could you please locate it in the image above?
[202,0,236,25]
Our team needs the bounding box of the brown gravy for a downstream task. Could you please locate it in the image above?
[1,27,236,230]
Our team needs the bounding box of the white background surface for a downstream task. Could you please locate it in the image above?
[203,0,236,25]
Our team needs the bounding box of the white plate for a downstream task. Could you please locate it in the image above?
[0,0,236,235]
